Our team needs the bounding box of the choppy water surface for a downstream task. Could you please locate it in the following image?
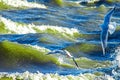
[0,0,120,80]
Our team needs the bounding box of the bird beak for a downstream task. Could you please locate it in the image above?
[72,57,79,68]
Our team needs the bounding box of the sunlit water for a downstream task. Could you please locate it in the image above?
[0,0,120,80]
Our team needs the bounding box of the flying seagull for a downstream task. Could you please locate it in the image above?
[100,6,116,55]
[47,50,79,68]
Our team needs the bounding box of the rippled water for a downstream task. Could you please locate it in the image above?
[0,0,120,80]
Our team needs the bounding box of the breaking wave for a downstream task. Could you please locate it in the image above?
[0,0,120,80]
[0,0,47,9]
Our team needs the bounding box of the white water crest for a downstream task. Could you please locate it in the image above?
[0,0,47,9]
[0,16,79,36]
[26,44,51,53]
[0,71,114,80]
[0,16,36,34]
[68,0,99,4]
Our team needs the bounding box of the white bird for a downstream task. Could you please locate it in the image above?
[47,50,79,68]
[100,6,116,55]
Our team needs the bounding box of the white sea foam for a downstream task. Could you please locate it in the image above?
[26,44,51,53]
[0,16,79,36]
[0,0,47,9]
[87,0,99,3]
[115,46,120,68]
[58,57,64,64]
[0,71,114,80]
[115,47,120,80]
[69,0,99,4]
[37,25,79,36]
[0,16,36,34]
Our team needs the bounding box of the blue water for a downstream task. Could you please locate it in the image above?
[0,0,120,79]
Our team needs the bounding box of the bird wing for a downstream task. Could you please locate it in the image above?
[64,50,73,58]
[101,29,108,55]
[103,7,115,26]
[108,22,117,35]
[72,57,79,68]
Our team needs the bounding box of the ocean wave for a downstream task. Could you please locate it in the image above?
[0,71,114,80]
[0,16,79,41]
[0,40,77,68]
[0,40,59,68]
[115,46,120,68]
[27,44,51,52]
[0,16,79,34]
[0,0,47,9]
[0,40,114,69]
[0,16,105,41]
[111,46,120,80]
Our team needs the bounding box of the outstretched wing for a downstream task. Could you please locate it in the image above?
[101,29,108,55]
[103,6,115,25]
[72,57,79,68]
[64,50,73,58]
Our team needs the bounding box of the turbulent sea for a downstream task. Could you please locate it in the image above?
[0,0,120,80]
